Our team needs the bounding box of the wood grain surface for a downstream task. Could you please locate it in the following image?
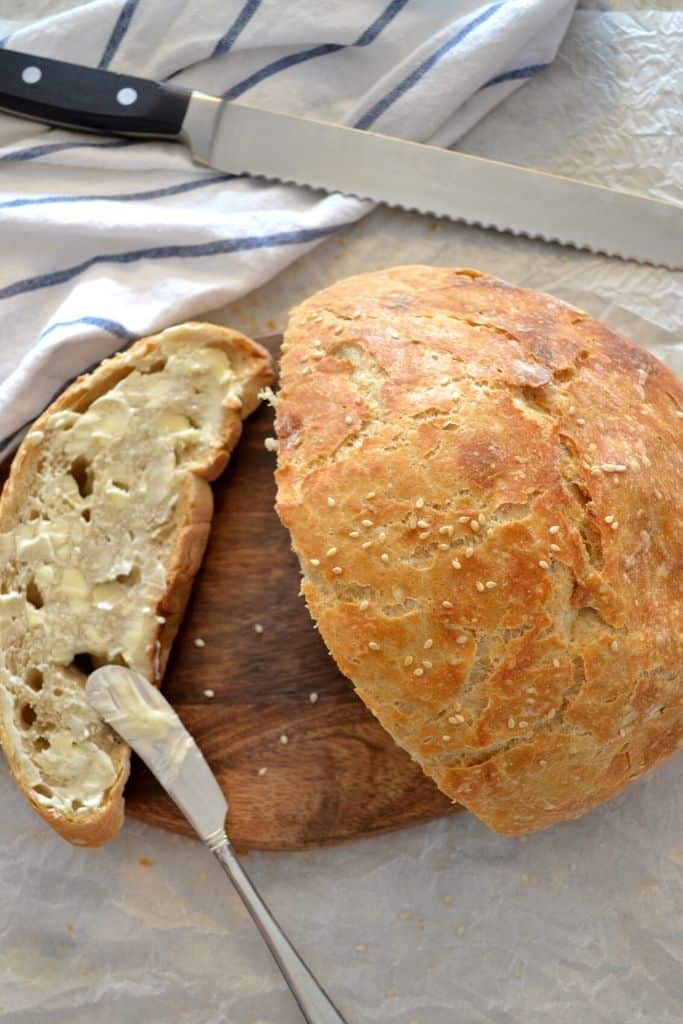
[1,334,458,850]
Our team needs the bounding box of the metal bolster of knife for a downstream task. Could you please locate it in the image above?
[180,91,225,166]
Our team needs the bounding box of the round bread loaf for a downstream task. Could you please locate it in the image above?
[275,266,683,835]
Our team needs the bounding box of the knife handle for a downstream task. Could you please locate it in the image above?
[0,48,190,138]
[211,834,349,1024]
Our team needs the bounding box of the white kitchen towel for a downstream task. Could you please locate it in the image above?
[0,0,577,457]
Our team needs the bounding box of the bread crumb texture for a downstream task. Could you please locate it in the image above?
[275,266,683,835]
[0,323,271,845]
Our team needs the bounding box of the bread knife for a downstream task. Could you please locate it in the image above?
[0,47,680,269]
[86,665,348,1024]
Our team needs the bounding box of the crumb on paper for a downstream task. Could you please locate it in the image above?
[442,895,453,906]
[203,689,215,699]
[65,923,74,934]
[258,767,268,777]
[456,925,465,936]
[138,857,155,868]
[355,944,366,953]
[279,734,288,745]
[309,691,319,703]
[384,990,396,999]
[254,623,264,634]
[398,911,412,922]
[193,637,205,648]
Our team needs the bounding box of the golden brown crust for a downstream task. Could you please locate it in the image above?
[276,266,683,835]
[0,322,272,846]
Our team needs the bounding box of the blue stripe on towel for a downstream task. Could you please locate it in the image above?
[0,138,135,163]
[0,223,340,303]
[99,0,141,69]
[223,0,411,100]
[483,62,548,88]
[213,0,262,57]
[0,173,231,210]
[355,1,505,129]
[39,316,135,342]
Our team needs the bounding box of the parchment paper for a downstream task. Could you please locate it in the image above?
[1,8,682,1023]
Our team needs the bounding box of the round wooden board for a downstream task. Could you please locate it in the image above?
[1,335,458,850]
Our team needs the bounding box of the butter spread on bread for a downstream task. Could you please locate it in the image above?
[0,323,272,846]
[275,266,682,835]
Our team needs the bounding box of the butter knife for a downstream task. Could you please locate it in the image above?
[0,47,681,268]
[86,666,348,1024]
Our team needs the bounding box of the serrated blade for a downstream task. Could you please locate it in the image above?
[182,95,682,270]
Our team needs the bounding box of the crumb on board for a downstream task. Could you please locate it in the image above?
[279,734,289,745]
[309,691,319,703]
[264,436,279,452]
[193,637,206,648]
[254,623,264,635]
[258,767,268,776]
[138,857,155,868]
[203,689,215,699]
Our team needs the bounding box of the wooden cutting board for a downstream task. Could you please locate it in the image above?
[1,334,458,850]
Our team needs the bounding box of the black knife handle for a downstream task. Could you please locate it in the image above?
[0,48,190,138]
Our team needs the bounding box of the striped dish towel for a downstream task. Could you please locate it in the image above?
[0,0,577,458]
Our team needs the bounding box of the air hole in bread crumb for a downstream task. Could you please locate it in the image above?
[34,737,49,752]
[71,652,97,677]
[20,704,36,729]
[25,578,44,610]
[33,784,53,798]
[71,800,85,811]
[25,668,44,692]
[115,566,140,586]
[70,456,94,498]
[81,507,91,522]
[111,480,129,492]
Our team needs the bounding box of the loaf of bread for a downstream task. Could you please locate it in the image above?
[0,323,272,846]
[275,266,682,835]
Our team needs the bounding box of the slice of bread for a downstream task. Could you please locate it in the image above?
[0,322,272,846]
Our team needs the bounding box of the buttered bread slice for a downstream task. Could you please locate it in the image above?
[0,323,272,846]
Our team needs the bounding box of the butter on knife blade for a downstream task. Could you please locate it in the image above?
[86,666,227,841]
